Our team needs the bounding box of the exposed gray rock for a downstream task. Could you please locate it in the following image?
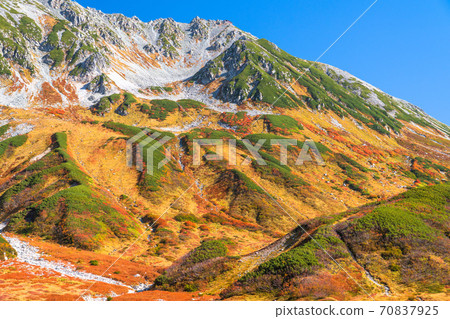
[84,74,110,94]
[70,52,110,82]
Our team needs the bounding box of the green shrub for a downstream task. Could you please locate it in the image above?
[184,283,198,292]
[388,263,400,272]
[252,152,309,189]
[0,172,44,207]
[0,134,28,157]
[345,179,369,195]
[108,93,122,103]
[0,15,15,33]
[69,65,84,77]
[241,226,345,282]
[114,93,136,115]
[231,169,264,194]
[392,183,450,226]
[296,65,403,135]
[174,213,200,223]
[154,274,170,286]
[144,99,179,120]
[243,243,319,280]
[60,30,76,46]
[355,206,437,240]
[242,133,287,151]
[46,20,67,47]
[0,55,11,76]
[149,86,173,93]
[180,128,236,155]
[49,48,64,67]
[123,92,137,105]
[381,247,403,259]
[89,260,99,266]
[53,132,68,149]
[119,194,129,201]
[177,99,205,109]
[91,97,111,115]
[140,103,150,113]
[264,114,304,135]
[336,153,369,173]
[18,16,42,41]
[102,121,142,137]
[186,240,228,264]
[0,124,10,136]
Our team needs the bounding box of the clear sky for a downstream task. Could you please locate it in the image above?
[77,0,450,125]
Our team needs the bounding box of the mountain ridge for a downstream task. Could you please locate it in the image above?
[0,0,448,138]
[0,0,449,301]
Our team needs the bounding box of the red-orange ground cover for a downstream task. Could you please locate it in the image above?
[114,290,218,301]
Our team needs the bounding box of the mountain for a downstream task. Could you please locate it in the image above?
[0,0,253,107]
[0,0,449,301]
[0,0,448,136]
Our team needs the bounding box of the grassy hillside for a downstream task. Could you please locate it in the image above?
[1,131,141,250]
[221,183,449,300]
[0,99,448,300]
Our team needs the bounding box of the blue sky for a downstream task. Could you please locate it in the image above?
[78,0,450,125]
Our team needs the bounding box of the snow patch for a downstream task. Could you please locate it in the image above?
[0,123,34,141]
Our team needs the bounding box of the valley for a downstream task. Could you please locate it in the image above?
[0,0,448,301]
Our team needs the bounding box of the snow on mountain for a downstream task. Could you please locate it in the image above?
[0,0,254,107]
[0,0,448,137]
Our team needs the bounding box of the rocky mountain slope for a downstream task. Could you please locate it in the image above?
[0,0,253,107]
[0,0,448,137]
[0,0,449,301]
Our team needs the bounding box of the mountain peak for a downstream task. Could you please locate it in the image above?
[0,0,447,137]
[190,16,203,24]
